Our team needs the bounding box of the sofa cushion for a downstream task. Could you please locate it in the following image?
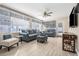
[28,30,37,34]
[21,30,27,33]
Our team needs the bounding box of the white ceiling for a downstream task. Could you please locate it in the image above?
[1,3,76,21]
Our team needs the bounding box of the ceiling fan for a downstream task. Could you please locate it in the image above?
[43,9,53,17]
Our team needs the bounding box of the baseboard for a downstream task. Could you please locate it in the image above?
[76,49,79,56]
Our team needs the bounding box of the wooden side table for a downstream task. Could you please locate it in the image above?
[16,35,23,44]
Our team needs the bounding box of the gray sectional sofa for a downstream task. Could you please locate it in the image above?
[45,29,56,37]
[19,30,37,42]
[19,29,56,42]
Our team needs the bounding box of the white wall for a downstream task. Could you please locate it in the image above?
[56,17,69,33]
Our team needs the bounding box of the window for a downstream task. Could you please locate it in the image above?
[32,21,40,30]
[0,9,11,33]
[0,8,30,33]
[10,17,30,33]
[57,23,63,33]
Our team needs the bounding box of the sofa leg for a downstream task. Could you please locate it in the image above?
[8,47,10,51]
[0,46,2,49]
[46,40,47,42]
[17,43,19,46]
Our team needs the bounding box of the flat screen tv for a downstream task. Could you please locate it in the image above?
[69,13,78,27]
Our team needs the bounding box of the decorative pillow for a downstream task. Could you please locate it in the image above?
[3,34,12,40]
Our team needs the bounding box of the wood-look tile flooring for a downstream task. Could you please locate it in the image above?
[0,37,77,56]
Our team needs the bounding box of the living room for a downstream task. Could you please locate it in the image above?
[0,3,79,56]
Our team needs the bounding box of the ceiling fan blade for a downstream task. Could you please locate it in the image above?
[43,10,53,17]
[48,12,53,14]
[47,14,51,16]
